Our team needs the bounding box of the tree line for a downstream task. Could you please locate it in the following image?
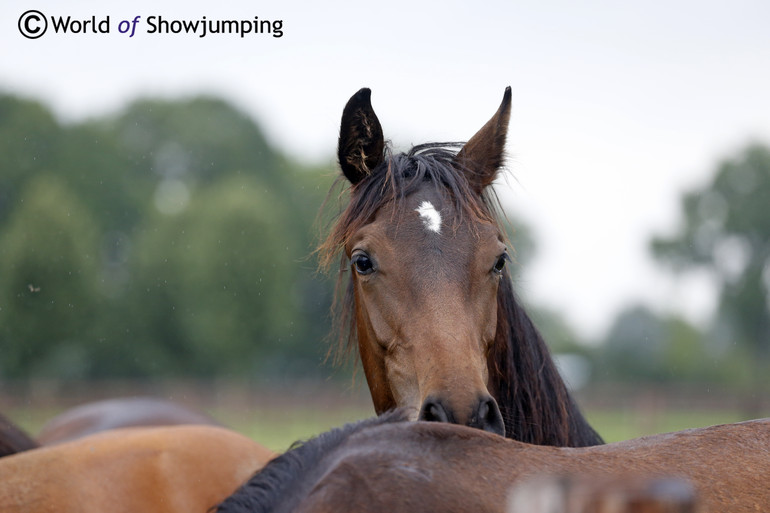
[579,143,770,393]
[1,91,768,391]
[0,93,336,379]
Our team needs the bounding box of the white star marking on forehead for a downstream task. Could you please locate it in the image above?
[415,201,442,234]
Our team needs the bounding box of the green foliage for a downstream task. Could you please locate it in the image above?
[0,176,100,378]
[529,306,587,354]
[0,95,62,225]
[0,90,642,385]
[595,305,723,384]
[129,177,302,375]
[594,301,765,389]
[108,96,279,186]
[0,92,337,379]
[55,123,147,233]
[651,143,770,387]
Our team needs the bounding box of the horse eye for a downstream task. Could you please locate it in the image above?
[352,253,375,275]
[493,253,509,274]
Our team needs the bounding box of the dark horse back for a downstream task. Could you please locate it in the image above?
[217,410,411,513]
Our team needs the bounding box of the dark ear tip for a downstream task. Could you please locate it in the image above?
[339,87,384,185]
[353,88,372,103]
[342,88,373,116]
[502,86,512,107]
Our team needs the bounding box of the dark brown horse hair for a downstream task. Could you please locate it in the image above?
[0,412,39,458]
[216,410,411,513]
[492,275,602,446]
[219,415,766,512]
[318,143,602,447]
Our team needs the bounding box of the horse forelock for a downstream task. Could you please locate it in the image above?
[216,410,410,513]
[319,142,504,365]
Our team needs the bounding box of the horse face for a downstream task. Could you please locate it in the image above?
[346,189,507,435]
[336,87,512,437]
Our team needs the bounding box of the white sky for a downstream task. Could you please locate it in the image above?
[3,0,769,340]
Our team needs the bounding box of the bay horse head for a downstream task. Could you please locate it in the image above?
[322,88,602,446]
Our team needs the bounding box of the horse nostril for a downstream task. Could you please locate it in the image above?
[419,396,505,436]
[472,396,505,437]
[418,398,450,423]
[478,400,489,419]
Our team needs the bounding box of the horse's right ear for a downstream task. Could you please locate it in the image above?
[455,87,512,194]
[338,88,385,185]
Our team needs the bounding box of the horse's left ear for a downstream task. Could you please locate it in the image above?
[455,87,512,193]
[338,88,385,185]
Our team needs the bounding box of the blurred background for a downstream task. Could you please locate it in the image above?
[1,0,769,449]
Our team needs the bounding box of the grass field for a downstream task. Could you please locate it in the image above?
[3,379,760,452]
[211,405,753,450]
[6,402,753,452]
[584,408,749,443]
[228,407,754,450]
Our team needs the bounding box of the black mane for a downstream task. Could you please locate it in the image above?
[491,275,603,446]
[216,410,411,513]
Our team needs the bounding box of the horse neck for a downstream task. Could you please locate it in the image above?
[217,411,410,513]
[489,276,603,447]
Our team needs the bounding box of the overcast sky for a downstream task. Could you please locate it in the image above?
[3,0,770,339]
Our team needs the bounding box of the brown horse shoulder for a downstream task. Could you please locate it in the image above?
[0,425,275,513]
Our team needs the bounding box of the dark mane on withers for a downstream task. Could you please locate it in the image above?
[318,141,602,447]
[216,409,411,513]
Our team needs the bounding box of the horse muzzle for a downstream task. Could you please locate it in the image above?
[418,394,505,437]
